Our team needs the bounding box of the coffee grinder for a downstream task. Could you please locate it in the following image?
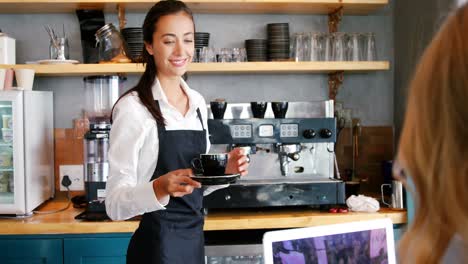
[76,75,123,220]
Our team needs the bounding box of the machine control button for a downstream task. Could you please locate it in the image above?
[225,195,231,201]
[303,129,316,139]
[259,124,274,137]
[231,125,252,138]
[280,124,298,137]
[320,129,333,138]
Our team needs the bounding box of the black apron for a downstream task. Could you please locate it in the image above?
[127,100,206,264]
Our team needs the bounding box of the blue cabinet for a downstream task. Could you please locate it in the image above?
[0,238,63,264]
[0,234,132,264]
[64,237,131,264]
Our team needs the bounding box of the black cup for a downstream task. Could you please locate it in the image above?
[250,102,268,118]
[191,153,228,176]
[271,102,288,118]
[210,101,227,119]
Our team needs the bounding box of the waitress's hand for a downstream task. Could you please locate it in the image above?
[153,169,201,199]
[225,148,249,176]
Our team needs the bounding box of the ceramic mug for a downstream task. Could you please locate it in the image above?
[191,153,228,176]
[381,180,405,210]
[15,68,35,90]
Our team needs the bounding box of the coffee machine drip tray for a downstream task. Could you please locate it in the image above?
[203,180,345,210]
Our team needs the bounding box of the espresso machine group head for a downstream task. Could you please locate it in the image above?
[204,101,345,210]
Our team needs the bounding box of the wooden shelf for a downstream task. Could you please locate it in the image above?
[0,61,390,76]
[0,0,388,14]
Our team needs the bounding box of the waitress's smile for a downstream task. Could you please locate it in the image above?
[169,57,189,67]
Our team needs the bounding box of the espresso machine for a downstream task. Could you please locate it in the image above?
[203,100,345,210]
[76,75,123,220]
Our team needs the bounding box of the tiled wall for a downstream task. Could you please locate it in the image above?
[335,126,394,195]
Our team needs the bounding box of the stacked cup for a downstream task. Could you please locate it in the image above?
[14,69,35,90]
[0,68,35,91]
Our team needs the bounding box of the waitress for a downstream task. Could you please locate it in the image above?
[105,1,249,263]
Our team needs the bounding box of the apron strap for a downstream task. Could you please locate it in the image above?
[195,108,205,130]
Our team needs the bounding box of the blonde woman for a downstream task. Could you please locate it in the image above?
[395,3,468,263]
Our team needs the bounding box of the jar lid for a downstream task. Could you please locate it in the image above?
[95,23,117,39]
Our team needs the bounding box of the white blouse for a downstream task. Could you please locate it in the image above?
[105,78,210,220]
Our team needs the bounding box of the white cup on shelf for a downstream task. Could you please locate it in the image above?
[14,68,35,90]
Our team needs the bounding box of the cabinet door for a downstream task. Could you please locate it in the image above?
[0,238,63,264]
[64,237,131,264]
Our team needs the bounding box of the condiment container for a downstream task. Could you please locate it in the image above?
[0,30,15,64]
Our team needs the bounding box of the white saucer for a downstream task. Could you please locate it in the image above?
[37,59,80,65]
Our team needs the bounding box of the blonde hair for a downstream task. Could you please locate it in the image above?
[397,3,468,263]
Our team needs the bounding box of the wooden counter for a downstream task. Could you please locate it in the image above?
[0,198,407,235]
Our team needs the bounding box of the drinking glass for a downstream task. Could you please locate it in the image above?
[200,47,217,63]
[292,33,308,62]
[50,37,69,60]
[364,32,377,61]
[192,48,202,63]
[332,32,348,61]
[309,33,322,61]
[239,48,247,62]
[347,33,363,61]
[322,33,333,61]
[218,48,232,62]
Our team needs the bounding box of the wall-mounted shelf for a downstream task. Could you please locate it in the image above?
[0,61,390,76]
[0,0,387,14]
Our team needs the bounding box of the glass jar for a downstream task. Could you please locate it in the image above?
[49,37,69,60]
[95,23,131,63]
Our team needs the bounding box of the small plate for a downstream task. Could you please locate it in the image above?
[37,59,80,65]
[192,174,240,186]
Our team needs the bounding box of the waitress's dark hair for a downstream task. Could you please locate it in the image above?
[111,0,194,125]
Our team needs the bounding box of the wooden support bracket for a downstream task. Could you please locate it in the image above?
[117,4,127,30]
[328,71,344,101]
[328,6,343,33]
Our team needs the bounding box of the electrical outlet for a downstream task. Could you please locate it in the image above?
[59,165,84,191]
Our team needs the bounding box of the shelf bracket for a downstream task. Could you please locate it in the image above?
[328,6,343,33]
[328,71,344,101]
[117,4,127,30]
